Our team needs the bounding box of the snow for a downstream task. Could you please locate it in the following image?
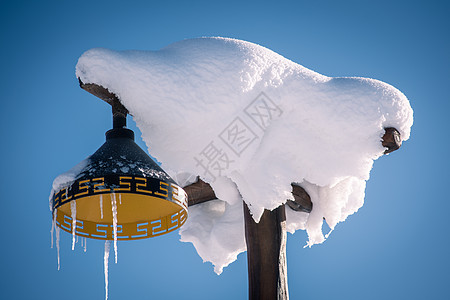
[75,37,413,273]
[71,200,77,250]
[179,199,246,274]
[110,193,118,264]
[51,210,56,248]
[49,158,90,211]
[56,224,61,270]
[104,241,111,300]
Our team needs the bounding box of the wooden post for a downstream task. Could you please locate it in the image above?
[243,202,288,300]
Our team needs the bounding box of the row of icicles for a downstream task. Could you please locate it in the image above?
[50,192,121,300]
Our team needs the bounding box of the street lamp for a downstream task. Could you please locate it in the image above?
[51,82,188,241]
[53,37,408,300]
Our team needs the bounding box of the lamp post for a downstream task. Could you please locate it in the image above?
[52,78,402,300]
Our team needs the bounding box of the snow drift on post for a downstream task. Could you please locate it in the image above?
[75,37,413,273]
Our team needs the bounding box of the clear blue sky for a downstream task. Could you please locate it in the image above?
[1,0,449,299]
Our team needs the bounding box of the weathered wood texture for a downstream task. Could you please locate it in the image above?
[382,127,402,154]
[287,184,312,213]
[244,202,288,300]
[78,79,128,120]
[186,178,313,213]
[185,178,217,206]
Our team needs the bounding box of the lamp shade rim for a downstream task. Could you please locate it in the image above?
[51,174,188,240]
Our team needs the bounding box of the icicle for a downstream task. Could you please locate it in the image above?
[119,194,122,205]
[100,194,104,219]
[80,236,83,247]
[104,240,111,300]
[84,237,87,253]
[50,210,56,248]
[71,200,77,250]
[110,193,118,263]
[56,226,61,270]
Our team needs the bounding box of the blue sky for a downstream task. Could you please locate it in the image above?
[1,0,449,299]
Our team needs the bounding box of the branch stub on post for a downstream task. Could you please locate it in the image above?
[382,127,402,154]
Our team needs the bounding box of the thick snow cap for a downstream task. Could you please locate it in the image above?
[76,37,413,274]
